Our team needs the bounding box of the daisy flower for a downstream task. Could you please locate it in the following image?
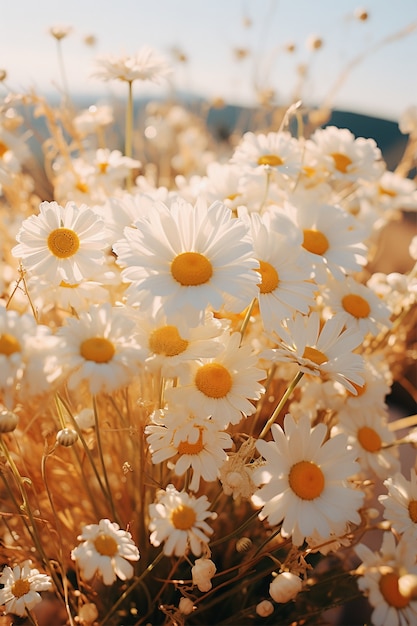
[0,560,52,617]
[71,518,140,586]
[249,212,316,330]
[355,533,417,626]
[12,201,110,286]
[0,304,61,407]
[230,130,302,180]
[145,408,233,491]
[92,46,171,83]
[252,413,364,546]
[306,125,383,182]
[148,484,217,557]
[166,331,265,429]
[322,276,392,335]
[266,311,365,394]
[57,303,145,394]
[379,469,417,542]
[332,407,399,479]
[113,197,259,324]
[277,201,367,282]
[136,308,227,378]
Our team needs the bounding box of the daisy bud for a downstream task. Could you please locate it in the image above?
[78,602,99,625]
[0,410,19,433]
[0,69,7,82]
[354,7,369,20]
[269,572,302,603]
[56,427,78,447]
[236,537,252,553]
[192,558,217,592]
[256,600,274,617]
[178,597,195,615]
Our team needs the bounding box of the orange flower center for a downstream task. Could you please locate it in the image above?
[357,426,381,452]
[257,154,284,167]
[331,152,352,173]
[195,363,233,398]
[379,572,410,609]
[408,500,417,523]
[348,382,367,397]
[302,346,328,365]
[94,533,118,556]
[149,325,189,356]
[80,337,115,363]
[378,185,397,198]
[289,460,325,500]
[0,140,9,158]
[47,227,80,259]
[171,504,197,530]
[171,252,213,286]
[256,260,279,294]
[177,428,205,455]
[11,578,30,599]
[0,333,21,356]
[342,294,371,319]
[302,229,329,255]
[75,180,89,194]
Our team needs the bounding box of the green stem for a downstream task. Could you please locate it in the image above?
[98,551,164,626]
[93,396,119,524]
[258,370,304,439]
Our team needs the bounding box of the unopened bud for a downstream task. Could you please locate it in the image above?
[56,427,78,447]
[0,410,18,433]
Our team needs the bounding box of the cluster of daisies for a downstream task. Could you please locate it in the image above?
[0,45,416,626]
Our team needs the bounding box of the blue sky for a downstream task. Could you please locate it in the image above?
[1,0,417,121]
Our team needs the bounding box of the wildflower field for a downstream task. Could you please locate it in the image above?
[0,13,416,626]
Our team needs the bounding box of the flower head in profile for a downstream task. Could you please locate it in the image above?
[355,533,417,626]
[92,46,171,83]
[12,200,110,286]
[71,518,140,586]
[0,560,52,617]
[379,469,417,543]
[266,311,365,394]
[148,484,217,557]
[252,414,364,546]
[113,198,259,324]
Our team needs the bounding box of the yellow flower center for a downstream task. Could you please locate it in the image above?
[256,260,279,294]
[379,572,410,609]
[302,229,329,255]
[98,162,109,174]
[330,152,352,173]
[257,154,284,167]
[302,165,316,178]
[80,337,115,363]
[149,325,189,357]
[289,460,325,500]
[0,333,21,356]
[408,500,417,523]
[195,363,233,398]
[378,185,397,198]
[93,533,118,556]
[342,294,371,319]
[47,228,80,259]
[357,426,381,452]
[171,252,213,286]
[171,504,197,530]
[302,346,328,365]
[59,281,79,288]
[0,140,9,158]
[11,578,31,599]
[226,192,240,201]
[177,428,204,455]
[75,180,89,193]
